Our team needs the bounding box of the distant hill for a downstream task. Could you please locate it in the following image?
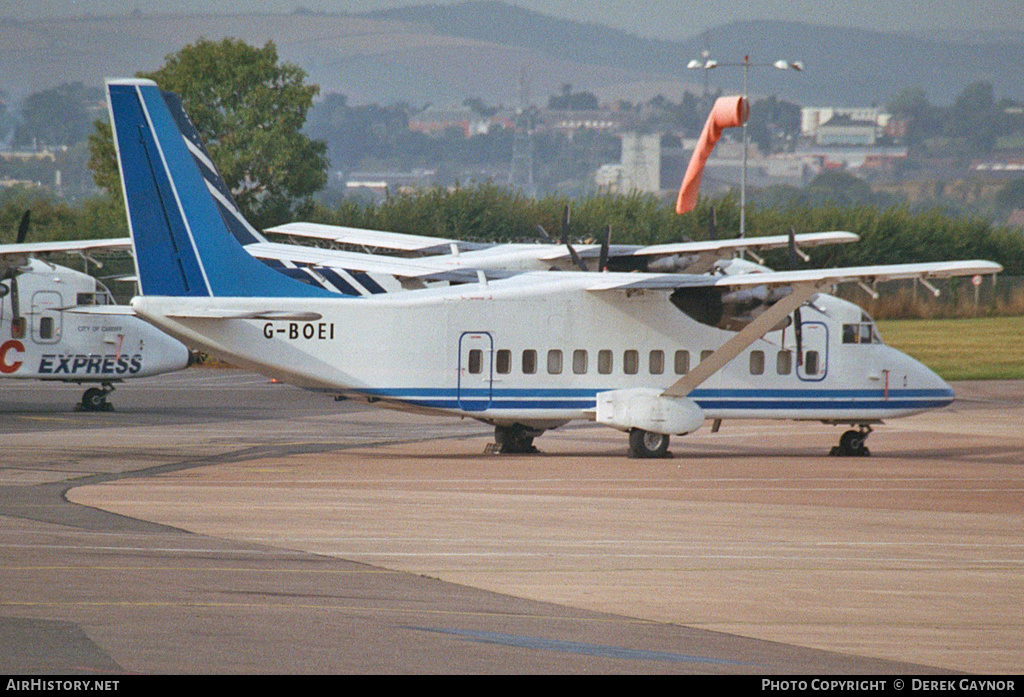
[365,2,1024,106]
[0,2,1020,110]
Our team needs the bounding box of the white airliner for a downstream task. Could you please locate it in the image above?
[0,215,191,410]
[107,77,1001,457]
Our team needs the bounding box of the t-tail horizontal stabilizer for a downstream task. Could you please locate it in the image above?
[106,78,333,299]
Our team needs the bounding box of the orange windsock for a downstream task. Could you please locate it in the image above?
[675,96,749,214]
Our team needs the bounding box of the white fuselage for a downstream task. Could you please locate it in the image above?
[132,271,953,430]
[1,260,190,383]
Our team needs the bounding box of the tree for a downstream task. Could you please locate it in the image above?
[15,82,102,148]
[747,96,801,154]
[995,177,1024,216]
[548,84,599,111]
[90,38,328,228]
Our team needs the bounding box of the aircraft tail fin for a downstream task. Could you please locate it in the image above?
[106,78,331,298]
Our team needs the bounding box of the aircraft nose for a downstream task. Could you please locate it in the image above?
[896,349,954,408]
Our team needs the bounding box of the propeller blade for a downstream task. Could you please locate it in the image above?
[535,224,551,241]
[16,210,30,244]
[558,204,587,271]
[599,225,611,272]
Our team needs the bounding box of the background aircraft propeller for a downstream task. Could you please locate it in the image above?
[1,210,32,325]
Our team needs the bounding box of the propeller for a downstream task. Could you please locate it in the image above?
[707,205,717,241]
[3,210,32,333]
[16,210,30,244]
[598,224,611,272]
[788,226,799,270]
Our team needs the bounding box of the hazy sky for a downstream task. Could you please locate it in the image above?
[5,0,1023,41]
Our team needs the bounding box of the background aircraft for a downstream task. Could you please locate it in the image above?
[0,212,192,410]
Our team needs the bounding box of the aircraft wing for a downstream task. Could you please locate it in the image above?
[631,231,859,258]
[583,259,1003,398]
[243,241,458,279]
[264,222,488,254]
[587,260,1003,292]
[0,237,132,257]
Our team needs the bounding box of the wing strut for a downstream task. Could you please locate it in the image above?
[663,282,819,397]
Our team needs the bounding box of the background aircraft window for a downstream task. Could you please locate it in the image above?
[623,350,638,375]
[522,349,537,374]
[547,349,563,374]
[573,349,588,374]
[649,350,664,375]
[39,317,54,340]
[674,350,690,375]
[77,292,110,306]
[805,350,820,375]
[749,350,765,375]
[598,349,613,374]
[495,349,511,374]
[468,349,483,374]
[777,350,792,375]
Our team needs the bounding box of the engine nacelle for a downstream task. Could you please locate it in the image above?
[595,388,705,436]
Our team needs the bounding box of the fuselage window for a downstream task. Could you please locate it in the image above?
[598,349,613,374]
[522,349,537,374]
[805,350,820,375]
[573,349,588,374]
[674,350,690,375]
[777,350,792,375]
[700,349,714,363]
[39,316,54,340]
[547,349,563,375]
[468,349,483,374]
[495,349,511,374]
[749,350,765,375]
[11,317,25,339]
[623,349,639,375]
[649,350,664,375]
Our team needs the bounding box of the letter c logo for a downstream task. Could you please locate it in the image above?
[0,339,25,374]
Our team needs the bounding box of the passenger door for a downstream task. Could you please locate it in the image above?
[457,331,493,411]
[796,321,828,382]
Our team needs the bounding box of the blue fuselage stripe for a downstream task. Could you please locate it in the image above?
[360,387,954,413]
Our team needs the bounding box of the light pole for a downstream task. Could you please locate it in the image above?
[687,55,803,237]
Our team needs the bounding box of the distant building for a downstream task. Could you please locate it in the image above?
[618,133,661,193]
[538,109,624,135]
[801,107,891,147]
[408,106,513,138]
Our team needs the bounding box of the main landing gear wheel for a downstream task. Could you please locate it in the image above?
[830,426,871,457]
[628,428,670,459]
[494,424,540,454]
[80,386,114,412]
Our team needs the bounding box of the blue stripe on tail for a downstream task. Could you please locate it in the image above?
[107,79,334,299]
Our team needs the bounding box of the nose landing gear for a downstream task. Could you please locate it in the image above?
[80,383,115,412]
[830,425,871,457]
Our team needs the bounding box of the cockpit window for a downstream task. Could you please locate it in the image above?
[77,292,113,306]
[842,322,882,345]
